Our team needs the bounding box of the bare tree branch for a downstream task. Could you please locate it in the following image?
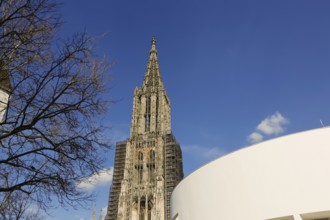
[0,0,110,217]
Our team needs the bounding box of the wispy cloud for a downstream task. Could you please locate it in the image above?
[182,144,226,161]
[181,144,227,174]
[248,112,289,144]
[256,112,289,135]
[77,167,113,191]
[248,132,263,144]
[101,206,107,216]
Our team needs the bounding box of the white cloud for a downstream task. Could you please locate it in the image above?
[77,167,113,191]
[256,112,289,135]
[101,206,107,216]
[247,112,289,144]
[248,132,263,143]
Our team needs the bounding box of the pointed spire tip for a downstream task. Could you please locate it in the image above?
[150,36,157,54]
[151,36,156,46]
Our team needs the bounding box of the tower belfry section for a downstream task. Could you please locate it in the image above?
[105,38,184,220]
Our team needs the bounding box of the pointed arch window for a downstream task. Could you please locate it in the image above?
[156,96,159,130]
[147,198,153,220]
[138,152,143,184]
[145,96,151,131]
[139,196,146,220]
[149,150,155,183]
[138,152,143,162]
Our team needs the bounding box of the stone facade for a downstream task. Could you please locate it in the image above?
[105,38,183,220]
[0,66,11,121]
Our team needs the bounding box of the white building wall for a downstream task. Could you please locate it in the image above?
[171,127,330,220]
[0,89,9,121]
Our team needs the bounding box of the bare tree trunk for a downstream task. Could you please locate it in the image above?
[0,0,110,216]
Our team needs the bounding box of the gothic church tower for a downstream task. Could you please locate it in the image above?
[105,38,183,220]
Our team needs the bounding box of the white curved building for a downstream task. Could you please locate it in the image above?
[171,127,330,220]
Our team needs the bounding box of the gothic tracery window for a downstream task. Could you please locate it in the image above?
[145,96,151,131]
[138,152,143,161]
[149,150,155,183]
[147,197,153,220]
[138,152,143,184]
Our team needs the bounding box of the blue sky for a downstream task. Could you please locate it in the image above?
[50,1,330,219]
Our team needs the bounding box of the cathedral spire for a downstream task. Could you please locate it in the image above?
[142,36,164,91]
[150,36,157,54]
[105,38,183,220]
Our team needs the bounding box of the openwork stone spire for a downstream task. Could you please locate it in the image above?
[105,38,183,220]
[142,37,164,92]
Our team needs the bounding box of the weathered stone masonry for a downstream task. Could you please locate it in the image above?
[105,38,183,220]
